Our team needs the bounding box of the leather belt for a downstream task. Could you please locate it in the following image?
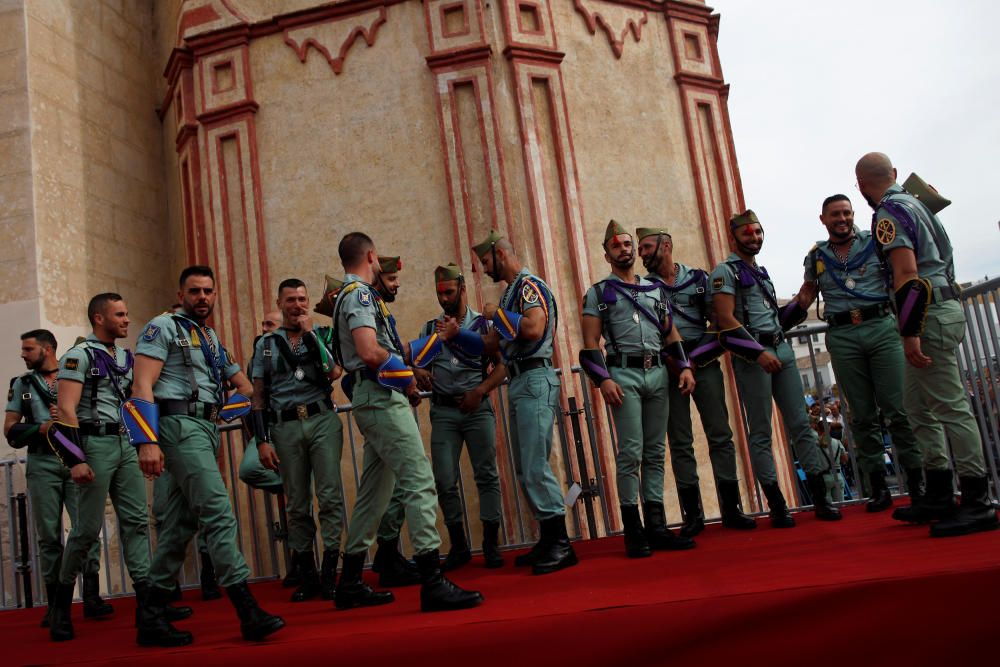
[431,392,488,408]
[270,398,334,423]
[158,400,220,422]
[79,422,124,437]
[826,303,891,327]
[932,283,961,303]
[507,358,551,379]
[755,331,785,348]
[606,352,662,370]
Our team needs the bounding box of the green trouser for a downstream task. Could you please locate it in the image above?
[26,451,101,584]
[732,340,825,483]
[507,367,565,520]
[430,401,502,524]
[271,408,345,553]
[609,365,668,506]
[667,360,740,488]
[343,379,440,555]
[150,416,251,589]
[375,485,406,542]
[153,471,209,554]
[59,434,150,586]
[823,471,844,502]
[239,436,284,491]
[903,300,986,477]
[825,314,922,474]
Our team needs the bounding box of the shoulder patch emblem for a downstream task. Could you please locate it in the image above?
[358,289,372,307]
[712,277,724,290]
[64,358,79,371]
[142,324,160,342]
[521,284,540,304]
[875,218,896,245]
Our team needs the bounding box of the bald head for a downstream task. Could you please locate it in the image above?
[262,310,281,334]
[855,152,897,208]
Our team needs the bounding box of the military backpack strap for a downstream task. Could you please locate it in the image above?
[262,335,274,409]
[13,375,35,424]
[171,317,201,401]
[593,281,621,357]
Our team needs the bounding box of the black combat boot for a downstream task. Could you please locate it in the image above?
[199,550,222,601]
[761,483,795,528]
[677,486,706,538]
[441,522,472,572]
[481,520,504,569]
[532,517,579,575]
[82,572,114,619]
[866,470,894,513]
[895,468,955,524]
[134,582,193,647]
[806,474,843,521]
[169,581,183,601]
[513,531,546,568]
[225,581,285,641]
[320,550,338,600]
[372,537,420,587]
[891,467,926,522]
[717,480,757,530]
[282,550,301,588]
[620,505,652,558]
[930,476,1000,538]
[290,551,322,602]
[415,550,484,612]
[335,552,395,610]
[49,582,75,642]
[643,501,696,550]
[40,582,58,628]
[163,594,193,622]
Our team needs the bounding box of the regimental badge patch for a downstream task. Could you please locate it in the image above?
[875,218,896,245]
[142,324,160,342]
[64,358,79,371]
[521,284,539,304]
[358,289,372,307]
[712,277,724,290]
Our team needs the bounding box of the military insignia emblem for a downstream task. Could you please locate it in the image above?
[521,284,539,304]
[142,324,160,342]
[875,218,896,245]
[64,358,79,371]
[712,277,724,290]
[358,289,372,307]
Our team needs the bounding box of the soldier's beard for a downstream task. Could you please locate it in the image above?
[26,354,44,371]
[611,255,635,270]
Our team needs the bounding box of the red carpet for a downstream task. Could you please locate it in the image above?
[5,505,998,666]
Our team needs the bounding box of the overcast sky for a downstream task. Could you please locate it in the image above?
[710,0,999,297]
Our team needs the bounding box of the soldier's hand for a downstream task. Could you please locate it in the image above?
[413,367,433,392]
[903,336,932,368]
[296,314,313,332]
[138,443,164,478]
[258,442,281,471]
[459,386,485,413]
[482,303,498,321]
[678,368,696,395]
[71,463,95,485]
[435,317,460,341]
[49,405,60,421]
[756,351,782,373]
[600,379,625,407]
[405,380,422,407]
[39,420,53,437]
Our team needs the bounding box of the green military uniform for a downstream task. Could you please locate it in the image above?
[710,256,827,484]
[57,337,151,587]
[251,327,344,556]
[6,374,101,585]
[335,274,440,556]
[803,229,921,477]
[818,431,846,503]
[137,311,251,589]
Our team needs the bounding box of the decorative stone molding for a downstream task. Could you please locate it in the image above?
[282,5,388,75]
[176,0,249,44]
[573,0,648,59]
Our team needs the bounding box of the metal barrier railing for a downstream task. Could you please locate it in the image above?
[3,275,998,610]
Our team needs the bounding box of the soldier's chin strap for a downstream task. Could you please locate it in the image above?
[579,349,611,387]
[718,326,765,362]
[895,277,933,337]
[46,422,87,468]
[778,299,809,332]
[662,340,692,375]
[250,409,271,445]
[376,354,414,392]
[6,423,41,449]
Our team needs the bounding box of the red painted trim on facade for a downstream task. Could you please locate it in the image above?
[425,45,492,69]
[572,0,648,59]
[282,5,387,75]
[196,100,260,125]
[439,2,471,38]
[503,45,565,64]
[187,26,251,57]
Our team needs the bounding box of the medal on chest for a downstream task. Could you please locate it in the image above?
[845,277,856,289]
[632,312,640,323]
[294,367,305,381]
[451,356,459,367]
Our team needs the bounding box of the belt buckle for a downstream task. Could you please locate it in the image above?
[296,404,308,420]
[849,308,863,325]
[642,352,653,370]
[118,423,125,436]
[208,405,219,421]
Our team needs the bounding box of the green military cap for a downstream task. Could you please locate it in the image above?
[472,229,503,258]
[434,263,463,284]
[379,255,402,274]
[603,219,630,246]
[635,226,671,242]
[313,274,344,317]
[903,172,951,214]
[730,209,760,231]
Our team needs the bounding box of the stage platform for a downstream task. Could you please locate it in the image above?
[5,505,998,666]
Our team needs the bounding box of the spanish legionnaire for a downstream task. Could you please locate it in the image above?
[3,330,106,628]
[365,255,421,587]
[856,152,998,536]
[133,266,285,641]
[638,227,758,535]
[711,211,843,526]
[251,278,345,602]
[788,194,922,513]
[47,294,190,646]
[332,233,482,611]
[813,418,848,504]
[238,310,285,497]
[412,263,505,570]
[580,221,697,557]
[472,230,577,575]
